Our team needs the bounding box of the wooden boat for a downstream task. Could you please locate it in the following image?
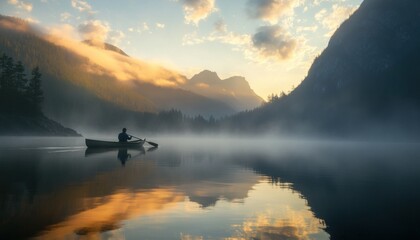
[85,139,145,148]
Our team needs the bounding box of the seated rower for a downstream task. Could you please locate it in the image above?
[118,128,132,142]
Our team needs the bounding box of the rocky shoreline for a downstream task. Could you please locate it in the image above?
[0,114,80,136]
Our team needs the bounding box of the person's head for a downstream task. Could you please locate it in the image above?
[122,128,127,133]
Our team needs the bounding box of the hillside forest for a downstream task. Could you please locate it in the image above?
[0,53,43,116]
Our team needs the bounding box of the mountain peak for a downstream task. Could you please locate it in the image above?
[184,70,264,111]
[223,76,251,90]
[82,40,129,56]
[191,70,221,83]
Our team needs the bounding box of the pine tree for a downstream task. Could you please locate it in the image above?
[27,66,43,114]
[0,54,5,91]
[0,54,15,91]
[0,54,16,113]
[14,61,27,93]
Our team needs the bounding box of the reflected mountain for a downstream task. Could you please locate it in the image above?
[235,142,420,240]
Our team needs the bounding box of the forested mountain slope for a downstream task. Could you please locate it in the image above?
[0,15,234,130]
[226,0,420,137]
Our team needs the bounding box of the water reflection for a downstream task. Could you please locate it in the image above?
[85,147,146,166]
[0,138,328,239]
[118,148,131,166]
[37,188,184,239]
[3,137,419,239]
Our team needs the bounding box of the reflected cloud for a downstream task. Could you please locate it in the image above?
[36,189,184,239]
[180,233,204,240]
[234,209,325,240]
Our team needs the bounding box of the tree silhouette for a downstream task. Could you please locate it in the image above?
[27,66,43,114]
[0,54,14,92]
[14,61,27,93]
[0,53,43,115]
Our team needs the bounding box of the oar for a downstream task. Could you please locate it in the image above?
[129,135,159,147]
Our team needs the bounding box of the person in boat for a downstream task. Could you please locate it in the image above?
[118,128,132,142]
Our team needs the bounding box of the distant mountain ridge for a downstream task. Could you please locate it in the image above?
[185,70,264,111]
[0,15,242,131]
[226,0,420,137]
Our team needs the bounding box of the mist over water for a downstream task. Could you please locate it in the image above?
[1,136,420,239]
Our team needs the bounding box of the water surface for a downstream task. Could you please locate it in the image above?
[1,136,420,239]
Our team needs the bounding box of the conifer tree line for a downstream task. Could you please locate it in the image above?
[0,53,43,115]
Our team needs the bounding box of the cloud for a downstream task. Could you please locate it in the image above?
[0,15,31,32]
[45,24,185,87]
[47,29,185,87]
[209,32,251,46]
[182,29,250,47]
[7,0,33,12]
[24,17,39,24]
[182,23,301,64]
[71,0,94,14]
[77,20,126,46]
[214,19,227,33]
[129,22,152,34]
[296,25,318,33]
[78,20,110,45]
[156,23,165,29]
[315,4,357,37]
[48,24,80,40]
[142,22,150,31]
[60,12,72,22]
[246,0,300,24]
[108,30,125,45]
[181,0,216,25]
[182,32,206,45]
[252,25,298,61]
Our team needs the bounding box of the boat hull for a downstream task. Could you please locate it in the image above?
[85,139,145,148]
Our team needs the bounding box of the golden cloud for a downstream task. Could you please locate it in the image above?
[8,0,33,12]
[78,20,109,46]
[182,0,216,25]
[247,0,301,24]
[0,15,31,32]
[45,25,186,87]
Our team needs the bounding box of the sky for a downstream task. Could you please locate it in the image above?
[0,0,363,99]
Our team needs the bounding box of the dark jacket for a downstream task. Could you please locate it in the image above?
[118,132,132,142]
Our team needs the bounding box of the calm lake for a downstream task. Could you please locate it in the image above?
[1,136,420,240]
